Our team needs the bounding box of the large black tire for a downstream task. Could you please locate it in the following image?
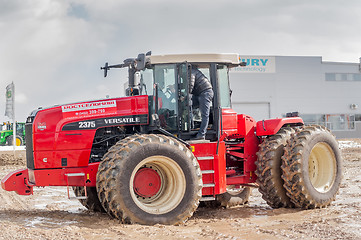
[255,127,295,208]
[281,125,342,208]
[6,135,23,146]
[73,187,105,212]
[96,134,203,225]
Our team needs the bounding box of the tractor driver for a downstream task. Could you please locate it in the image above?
[190,65,214,140]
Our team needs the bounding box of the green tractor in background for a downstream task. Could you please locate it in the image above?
[0,122,26,146]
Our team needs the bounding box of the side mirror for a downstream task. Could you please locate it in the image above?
[136,53,146,71]
[101,62,109,77]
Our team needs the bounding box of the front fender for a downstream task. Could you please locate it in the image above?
[256,117,304,136]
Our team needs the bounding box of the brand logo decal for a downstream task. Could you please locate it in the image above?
[233,56,276,73]
[37,122,46,130]
[62,100,116,112]
[61,100,117,119]
[104,117,140,125]
[61,115,148,131]
[239,57,269,66]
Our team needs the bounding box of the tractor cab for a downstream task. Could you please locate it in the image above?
[133,53,243,141]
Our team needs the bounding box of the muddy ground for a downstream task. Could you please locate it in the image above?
[0,140,360,240]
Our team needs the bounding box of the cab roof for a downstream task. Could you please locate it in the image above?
[149,53,240,65]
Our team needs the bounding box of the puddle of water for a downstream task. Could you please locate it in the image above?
[32,186,85,213]
[24,216,78,229]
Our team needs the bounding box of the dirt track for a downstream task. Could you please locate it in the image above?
[0,140,360,240]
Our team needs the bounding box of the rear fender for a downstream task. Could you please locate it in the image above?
[256,117,304,136]
[1,169,33,195]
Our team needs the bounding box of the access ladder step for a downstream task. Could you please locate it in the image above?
[197,156,214,161]
[203,183,215,187]
[65,173,85,177]
[65,172,87,200]
[200,197,216,201]
[69,196,88,200]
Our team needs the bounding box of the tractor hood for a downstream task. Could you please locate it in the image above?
[25,95,149,169]
[27,96,149,134]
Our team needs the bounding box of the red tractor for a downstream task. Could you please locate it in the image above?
[1,53,342,225]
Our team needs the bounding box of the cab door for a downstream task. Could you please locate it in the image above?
[177,63,191,135]
[178,63,216,140]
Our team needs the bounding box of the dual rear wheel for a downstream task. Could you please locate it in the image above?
[256,125,342,209]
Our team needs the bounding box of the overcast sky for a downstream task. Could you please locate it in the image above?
[1,0,361,122]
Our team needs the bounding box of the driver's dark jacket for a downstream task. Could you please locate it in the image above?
[189,68,212,95]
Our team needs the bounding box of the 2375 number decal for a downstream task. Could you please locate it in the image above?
[78,121,96,128]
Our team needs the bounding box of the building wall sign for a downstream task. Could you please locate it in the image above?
[232,56,276,73]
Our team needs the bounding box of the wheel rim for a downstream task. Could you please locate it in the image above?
[130,155,186,214]
[226,185,246,196]
[16,138,21,146]
[133,168,162,198]
[308,142,337,193]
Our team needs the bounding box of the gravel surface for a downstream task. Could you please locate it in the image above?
[0,140,360,240]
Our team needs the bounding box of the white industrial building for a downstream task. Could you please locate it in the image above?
[229,56,361,138]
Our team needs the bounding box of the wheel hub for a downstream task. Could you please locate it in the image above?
[308,142,336,193]
[133,167,161,198]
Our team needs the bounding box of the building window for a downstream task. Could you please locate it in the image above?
[325,73,336,81]
[325,114,355,131]
[355,114,361,121]
[298,114,356,131]
[354,74,361,81]
[325,73,361,81]
[300,114,326,126]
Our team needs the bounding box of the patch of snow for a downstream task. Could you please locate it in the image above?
[338,140,361,149]
[0,146,26,151]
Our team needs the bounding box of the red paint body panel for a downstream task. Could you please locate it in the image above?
[32,96,149,169]
[55,131,95,150]
[1,169,33,195]
[226,114,259,185]
[33,132,57,151]
[236,115,257,137]
[221,108,238,135]
[1,163,99,193]
[256,117,303,136]
[34,149,91,169]
[30,163,99,187]
[242,116,259,183]
[191,142,227,196]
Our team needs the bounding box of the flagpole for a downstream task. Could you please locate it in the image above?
[5,82,16,155]
[12,82,16,155]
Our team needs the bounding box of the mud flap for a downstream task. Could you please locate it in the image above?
[1,169,33,195]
